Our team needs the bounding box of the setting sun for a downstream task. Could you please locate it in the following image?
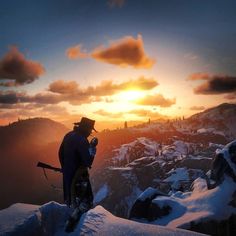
[116,90,146,102]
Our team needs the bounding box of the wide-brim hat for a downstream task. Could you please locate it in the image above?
[74,117,97,132]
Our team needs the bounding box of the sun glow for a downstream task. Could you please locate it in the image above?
[116,90,146,102]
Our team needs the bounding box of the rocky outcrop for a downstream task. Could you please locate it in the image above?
[129,140,236,236]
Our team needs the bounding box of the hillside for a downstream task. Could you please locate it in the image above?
[183,103,236,138]
[0,117,69,150]
[0,118,69,209]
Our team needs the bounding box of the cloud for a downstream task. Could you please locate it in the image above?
[93,108,167,120]
[135,94,176,107]
[183,53,198,61]
[187,73,211,81]
[128,109,167,119]
[91,35,155,68]
[189,106,205,111]
[224,93,236,100]
[66,44,88,60]
[0,90,61,105]
[0,46,45,86]
[188,73,236,95]
[0,77,158,106]
[47,77,158,103]
[0,92,19,104]
[94,109,124,118]
[107,0,125,8]
[49,80,79,94]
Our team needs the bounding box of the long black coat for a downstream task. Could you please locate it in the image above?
[58,130,94,205]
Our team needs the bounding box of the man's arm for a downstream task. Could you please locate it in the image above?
[77,138,95,168]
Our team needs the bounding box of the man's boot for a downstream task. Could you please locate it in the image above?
[64,202,91,233]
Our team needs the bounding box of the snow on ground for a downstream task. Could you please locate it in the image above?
[112,137,159,164]
[0,202,207,236]
[163,167,204,191]
[138,176,236,229]
[78,206,207,236]
[111,137,197,165]
[0,203,40,235]
[94,184,109,204]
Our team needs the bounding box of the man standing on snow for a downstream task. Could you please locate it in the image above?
[58,117,98,231]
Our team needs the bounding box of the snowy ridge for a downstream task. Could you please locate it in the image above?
[0,202,207,236]
[132,176,236,229]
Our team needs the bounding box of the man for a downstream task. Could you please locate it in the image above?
[58,117,98,230]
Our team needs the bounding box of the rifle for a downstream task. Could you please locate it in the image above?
[37,161,62,173]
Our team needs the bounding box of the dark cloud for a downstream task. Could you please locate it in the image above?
[188,73,236,95]
[107,0,125,8]
[0,91,19,104]
[0,90,61,105]
[135,94,176,107]
[0,47,45,86]
[91,35,155,68]
[66,44,88,60]
[189,106,205,111]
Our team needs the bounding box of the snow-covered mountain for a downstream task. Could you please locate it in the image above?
[0,201,207,236]
[182,103,236,139]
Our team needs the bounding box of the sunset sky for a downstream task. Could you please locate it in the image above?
[1,0,236,129]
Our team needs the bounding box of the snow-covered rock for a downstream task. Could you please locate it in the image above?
[131,176,236,233]
[112,137,159,166]
[130,140,236,235]
[0,202,207,236]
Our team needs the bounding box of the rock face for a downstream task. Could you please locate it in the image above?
[92,137,218,218]
[129,140,236,236]
[129,187,168,221]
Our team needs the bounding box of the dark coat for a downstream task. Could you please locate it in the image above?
[58,130,94,205]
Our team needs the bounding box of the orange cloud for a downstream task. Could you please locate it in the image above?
[93,108,168,120]
[0,77,158,106]
[189,106,205,111]
[187,73,211,81]
[128,109,168,119]
[135,94,176,107]
[49,80,79,94]
[48,77,157,97]
[224,93,236,100]
[94,109,124,118]
[66,44,88,60]
[91,35,155,68]
[0,46,45,86]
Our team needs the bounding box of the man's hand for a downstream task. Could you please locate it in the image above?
[89,147,96,157]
